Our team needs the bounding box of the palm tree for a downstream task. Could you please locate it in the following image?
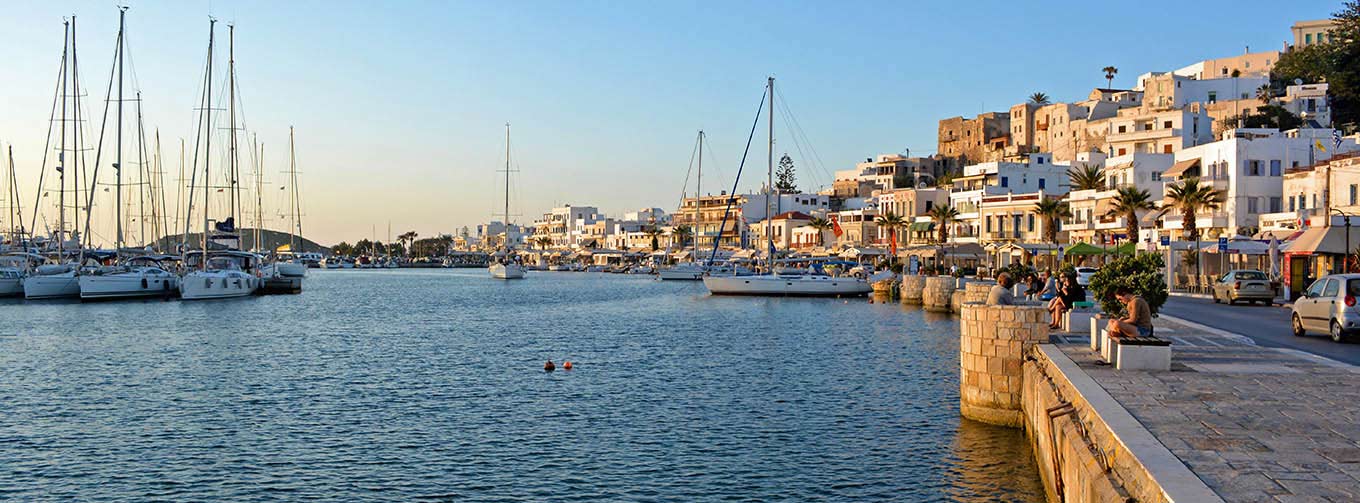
[670,225,693,248]
[1165,177,1226,242]
[928,205,960,244]
[807,217,833,247]
[1067,163,1105,191]
[534,236,552,250]
[642,226,664,251]
[875,212,906,248]
[1106,187,1156,245]
[1033,197,1072,244]
[399,231,418,257]
[1256,84,1273,105]
[1102,66,1118,88]
[1028,92,1051,106]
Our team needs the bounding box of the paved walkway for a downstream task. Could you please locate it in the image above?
[1056,329,1360,502]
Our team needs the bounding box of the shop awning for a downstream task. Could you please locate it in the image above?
[1284,226,1356,255]
[1163,158,1200,179]
[1065,242,1107,256]
[908,221,935,232]
[1201,239,1270,255]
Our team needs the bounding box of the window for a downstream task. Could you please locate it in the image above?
[985,216,992,232]
[1289,196,1296,212]
[1208,91,1217,103]
[1037,157,1044,165]
[1306,33,1314,44]
[1039,178,1046,190]
[1270,160,1282,176]
[1118,125,1127,133]
[1270,197,1281,213]
[1247,198,1258,214]
[1163,120,1172,129]
[1246,160,1261,176]
[1117,148,1127,156]
[1163,144,1174,154]
[1000,176,1009,188]
[925,200,934,211]
[1324,279,1340,298]
[1152,171,1162,181]
[1351,184,1357,206]
[1027,214,1035,232]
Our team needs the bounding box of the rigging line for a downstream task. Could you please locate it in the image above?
[677,131,699,212]
[81,18,123,250]
[28,41,66,240]
[708,86,767,265]
[182,27,213,247]
[774,98,816,190]
[775,87,834,191]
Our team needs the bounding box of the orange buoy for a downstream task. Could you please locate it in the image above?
[563,361,573,370]
[544,360,556,372]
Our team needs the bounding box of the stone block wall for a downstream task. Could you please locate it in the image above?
[923,276,957,312]
[964,281,995,304]
[950,290,967,313]
[901,275,926,305]
[958,302,1049,427]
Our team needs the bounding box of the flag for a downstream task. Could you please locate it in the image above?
[830,215,843,238]
[1316,139,1327,152]
[1336,130,1344,150]
[889,230,898,256]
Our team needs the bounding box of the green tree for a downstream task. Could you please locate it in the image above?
[875,212,906,249]
[332,241,353,256]
[1272,1,1360,130]
[534,236,552,250]
[1028,92,1051,105]
[1067,163,1105,191]
[928,205,959,244]
[1102,66,1118,88]
[807,217,832,247]
[1255,84,1274,104]
[670,225,693,248]
[1165,177,1226,242]
[643,226,663,251]
[354,238,373,256]
[775,153,799,194]
[1033,197,1072,244]
[1089,253,1169,317]
[1106,186,1156,245]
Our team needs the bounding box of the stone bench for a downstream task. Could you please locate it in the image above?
[1094,324,1171,371]
[1060,302,1098,333]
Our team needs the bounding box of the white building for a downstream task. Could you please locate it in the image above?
[1063,153,1175,243]
[948,153,1072,243]
[1280,83,1331,128]
[532,205,605,248]
[1104,108,1213,156]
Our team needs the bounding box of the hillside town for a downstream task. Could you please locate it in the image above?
[446,17,1360,299]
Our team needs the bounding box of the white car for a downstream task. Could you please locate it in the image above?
[1291,273,1360,342]
[1074,267,1097,286]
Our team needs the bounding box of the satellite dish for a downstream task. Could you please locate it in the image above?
[1294,78,1304,85]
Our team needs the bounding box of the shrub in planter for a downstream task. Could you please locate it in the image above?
[1089,253,1168,317]
[1000,263,1035,281]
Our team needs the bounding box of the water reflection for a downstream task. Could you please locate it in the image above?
[944,417,1048,502]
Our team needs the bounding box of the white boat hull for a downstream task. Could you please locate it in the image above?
[657,267,704,281]
[23,273,81,299]
[79,273,181,300]
[180,271,259,300]
[489,263,525,279]
[276,262,308,278]
[703,274,872,297]
[0,277,24,297]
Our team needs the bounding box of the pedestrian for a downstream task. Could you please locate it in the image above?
[1105,286,1154,338]
[988,272,1017,305]
[1024,274,1042,300]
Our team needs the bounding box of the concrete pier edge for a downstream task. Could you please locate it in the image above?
[1036,345,1224,503]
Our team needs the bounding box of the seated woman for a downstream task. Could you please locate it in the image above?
[1048,274,1084,329]
[1105,286,1154,338]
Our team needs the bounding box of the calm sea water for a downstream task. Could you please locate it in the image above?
[1,269,1044,502]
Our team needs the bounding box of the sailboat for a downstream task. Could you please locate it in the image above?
[180,20,258,300]
[25,18,88,300]
[659,130,709,281]
[489,123,525,280]
[265,127,307,279]
[702,77,870,297]
[80,7,182,300]
[2,145,38,297]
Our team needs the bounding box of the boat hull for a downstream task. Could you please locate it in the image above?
[24,273,81,299]
[489,263,525,279]
[78,274,180,300]
[702,275,872,297]
[657,267,704,281]
[0,277,22,297]
[276,262,308,278]
[180,271,259,300]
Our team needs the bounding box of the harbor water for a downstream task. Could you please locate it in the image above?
[1,270,1044,501]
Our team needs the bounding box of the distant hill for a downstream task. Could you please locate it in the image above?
[154,228,331,254]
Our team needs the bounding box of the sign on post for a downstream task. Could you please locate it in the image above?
[1160,236,1170,247]
[1217,237,1228,252]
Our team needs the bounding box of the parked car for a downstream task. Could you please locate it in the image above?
[1074,267,1097,286]
[1290,273,1360,342]
[1211,269,1275,305]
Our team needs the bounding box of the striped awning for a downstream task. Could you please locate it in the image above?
[1163,158,1200,179]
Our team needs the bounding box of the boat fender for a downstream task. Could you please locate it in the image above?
[141,278,148,289]
[544,360,556,372]
[163,279,171,291]
[563,361,573,370]
[205,278,212,288]
[234,279,242,288]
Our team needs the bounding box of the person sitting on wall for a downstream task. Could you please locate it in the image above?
[988,272,1017,306]
[1105,286,1154,338]
[1022,274,1041,300]
[1048,273,1085,329]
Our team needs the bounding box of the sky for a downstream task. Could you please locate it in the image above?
[0,0,1343,246]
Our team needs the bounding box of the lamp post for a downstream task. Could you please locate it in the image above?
[1332,208,1352,273]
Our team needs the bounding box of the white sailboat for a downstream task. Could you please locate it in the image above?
[490,123,524,280]
[26,18,88,300]
[659,130,707,281]
[703,77,870,297]
[0,253,43,297]
[180,21,257,300]
[263,128,307,279]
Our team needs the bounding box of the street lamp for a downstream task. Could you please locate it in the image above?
[1332,208,1353,273]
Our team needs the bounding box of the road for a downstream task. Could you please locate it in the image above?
[1159,296,1360,366]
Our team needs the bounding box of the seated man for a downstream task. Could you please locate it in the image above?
[988,273,1017,306]
[1105,286,1154,338]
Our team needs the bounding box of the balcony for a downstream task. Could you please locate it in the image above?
[1107,127,1180,144]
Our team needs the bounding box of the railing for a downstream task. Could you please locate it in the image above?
[1107,127,1179,144]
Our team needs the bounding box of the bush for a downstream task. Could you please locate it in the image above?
[1000,263,1035,281]
[1089,253,1168,317]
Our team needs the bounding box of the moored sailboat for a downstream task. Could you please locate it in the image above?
[489,123,524,280]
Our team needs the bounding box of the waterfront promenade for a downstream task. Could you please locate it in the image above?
[1048,316,1360,502]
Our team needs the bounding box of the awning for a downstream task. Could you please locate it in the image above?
[908,221,935,232]
[1284,226,1357,255]
[1201,238,1271,255]
[1163,158,1200,179]
[1095,199,1115,218]
[1065,242,1107,256]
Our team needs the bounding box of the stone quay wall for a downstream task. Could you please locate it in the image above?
[964,281,995,304]
[900,275,926,305]
[922,276,957,312]
[958,302,1049,427]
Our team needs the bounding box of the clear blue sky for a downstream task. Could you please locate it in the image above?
[0,0,1341,245]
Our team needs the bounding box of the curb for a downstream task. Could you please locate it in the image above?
[1156,313,1257,346]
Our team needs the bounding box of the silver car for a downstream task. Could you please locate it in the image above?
[1211,269,1275,305]
[1291,273,1360,342]
[1074,267,1097,287]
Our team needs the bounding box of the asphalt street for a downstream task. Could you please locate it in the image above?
[1159,295,1360,366]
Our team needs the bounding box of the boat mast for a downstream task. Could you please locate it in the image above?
[58,20,69,258]
[504,122,511,250]
[254,135,261,251]
[201,19,215,270]
[766,76,774,262]
[289,126,300,253]
[114,6,125,252]
[176,138,185,248]
[696,130,702,252]
[7,146,22,245]
[72,16,84,261]
[136,92,150,248]
[227,24,239,230]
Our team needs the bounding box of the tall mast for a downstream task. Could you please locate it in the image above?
[154,129,165,250]
[289,127,300,253]
[201,19,215,269]
[227,24,238,229]
[766,76,774,257]
[504,122,511,237]
[7,146,20,245]
[695,130,703,251]
[114,6,125,251]
[136,91,151,248]
[58,20,69,257]
[254,135,262,251]
[176,137,184,247]
[72,16,83,259]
